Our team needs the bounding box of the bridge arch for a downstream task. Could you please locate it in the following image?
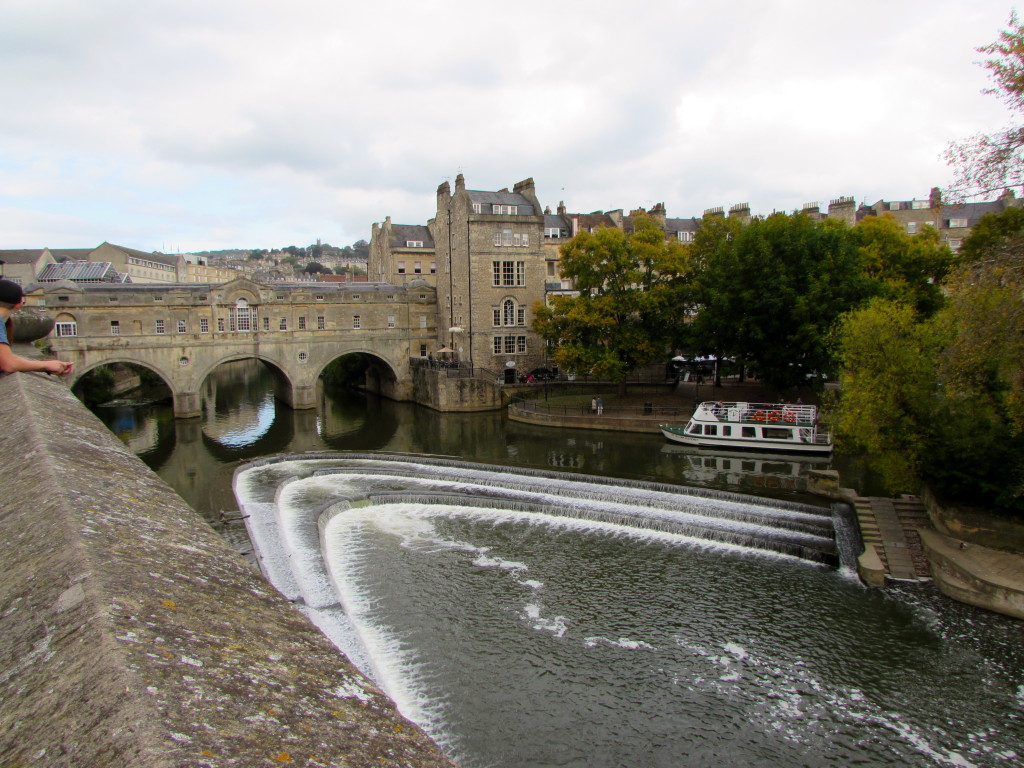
[194,353,297,415]
[70,356,176,395]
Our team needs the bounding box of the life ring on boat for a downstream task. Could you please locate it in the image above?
[784,412,796,423]
[753,410,766,421]
[768,411,782,422]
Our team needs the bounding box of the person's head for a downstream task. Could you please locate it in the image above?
[0,280,25,310]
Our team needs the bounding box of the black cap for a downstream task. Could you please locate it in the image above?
[0,280,24,305]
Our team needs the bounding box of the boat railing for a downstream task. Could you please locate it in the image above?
[696,401,819,427]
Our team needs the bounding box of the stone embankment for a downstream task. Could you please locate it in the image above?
[0,358,457,768]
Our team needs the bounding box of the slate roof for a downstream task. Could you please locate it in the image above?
[0,249,46,264]
[100,242,182,266]
[48,248,94,261]
[390,224,434,248]
[665,217,700,234]
[467,190,535,215]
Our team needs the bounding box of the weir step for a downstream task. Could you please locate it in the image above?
[854,495,933,583]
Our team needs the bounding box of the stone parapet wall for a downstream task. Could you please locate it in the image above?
[0,365,456,768]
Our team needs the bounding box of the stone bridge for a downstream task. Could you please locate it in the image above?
[38,277,439,417]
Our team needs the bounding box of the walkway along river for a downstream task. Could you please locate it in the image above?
[91,360,1024,768]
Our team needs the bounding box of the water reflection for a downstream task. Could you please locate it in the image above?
[90,359,855,519]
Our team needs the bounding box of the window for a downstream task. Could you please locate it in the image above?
[722,426,732,436]
[688,422,701,435]
[352,294,360,299]
[948,239,962,251]
[493,336,502,354]
[517,307,525,326]
[493,308,501,327]
[907,222,918,234]
[677,231,695,242]
[414,262,422,274]
[742,426,756,438]
[217,318,225,332]
[317,316,325,330]
[177,320,187,333]
[419,315,427,329]
[502,230,513,246]
[544,227,563,238]
[154,295,164,302]
[762,427,792,440]
[430,262,436,274]
[703,425,717,436]
[316,295,324,301]
[505,335,516,353]
[387,294,394,300]
[108,296,118,302]
[298,352,307,361]
[472,203,483,214]
[387,315,395,328]
[503,299,516,326]
[231,298,254,332]
[547,261,557,277]
[949,218,968,228]
[420,344,428,356]
[200,318,209,333]
[889,201,900,211]
[263,316,270,331]
[353,315,361,329]
[397,261,406,274]
[155,320,165,334]
[492,204,518,215]
[298,316,306,330]
[406,240,424,247]
[109,320,120,335]
[912,200,928,209]
[276,317,287,331]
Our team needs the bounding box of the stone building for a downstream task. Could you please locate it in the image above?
[869,187,1022,252]
[0,249,56,285]
[368,218,436,286]
[88,242,186,283]
[431,175,547,378]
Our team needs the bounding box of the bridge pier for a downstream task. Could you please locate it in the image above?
[173,390,202,419]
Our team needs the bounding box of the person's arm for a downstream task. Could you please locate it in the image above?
[0,343,73,376]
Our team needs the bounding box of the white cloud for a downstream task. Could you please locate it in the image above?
[0,0,1018,250]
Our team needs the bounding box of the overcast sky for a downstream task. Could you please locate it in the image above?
[0,0,1018,252]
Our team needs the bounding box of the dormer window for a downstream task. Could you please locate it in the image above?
[492,204,518,215]
[472,203,483,214]
[949,218,968,228]
[912,200,928,210]
[677,231,695,242]
[889,202,901,211]
[406,240,424,247]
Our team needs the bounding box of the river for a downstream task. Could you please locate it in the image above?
[90,360,1024,768]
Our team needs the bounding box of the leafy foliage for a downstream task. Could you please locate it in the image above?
[687,212,873,390]
[832,219,1024,514]
[532,216,690,385]
[945,12,1024,198]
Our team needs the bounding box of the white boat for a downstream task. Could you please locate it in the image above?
[660,401,833,455]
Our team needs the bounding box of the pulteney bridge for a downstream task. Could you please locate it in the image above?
[39,276,439,417]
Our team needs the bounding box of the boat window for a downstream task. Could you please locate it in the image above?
[742,427,756,438]
[688,422,701,434]
[762,427,792,439]
[703,425,717,436]
[722,426,732,436]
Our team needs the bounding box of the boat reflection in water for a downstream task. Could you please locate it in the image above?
[661,442,832,495]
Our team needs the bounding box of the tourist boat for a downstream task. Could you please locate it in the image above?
[660,401,833,455]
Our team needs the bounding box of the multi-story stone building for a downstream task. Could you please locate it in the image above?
[869,187,1021,252]
[368,218,436,286]
[431,175,547,379]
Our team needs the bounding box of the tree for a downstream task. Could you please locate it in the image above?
[956,204,1024,262]
[849,214,956,316]
[945,12,1024,198]
[532,216,691,391]
[304,262,328,274]
[688,212,873,390]
[831,299,941,492]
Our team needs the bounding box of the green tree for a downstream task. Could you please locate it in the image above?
[532,216,690,391]
[689,212,873,390]
[850,214,955,315]
[831,298,941,492]
[945,12,1024,198]
[304,262,328,274]
[956,204,1024,262]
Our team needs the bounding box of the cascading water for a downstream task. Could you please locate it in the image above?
[235,452,1023,768]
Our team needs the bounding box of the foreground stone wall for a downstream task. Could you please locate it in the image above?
[0,363,457,768]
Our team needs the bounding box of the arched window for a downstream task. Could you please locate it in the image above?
[229,297,257,332]
[54,313,78,337]
[503,299,516,326]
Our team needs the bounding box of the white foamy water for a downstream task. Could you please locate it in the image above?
[234,456,1024,768]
